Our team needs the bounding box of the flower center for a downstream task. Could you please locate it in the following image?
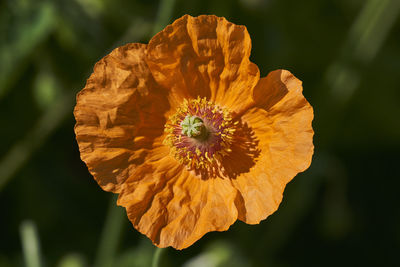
[180,115,208,140]
[164,97,237,174]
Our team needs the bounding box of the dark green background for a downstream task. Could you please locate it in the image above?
[1,0,399,266]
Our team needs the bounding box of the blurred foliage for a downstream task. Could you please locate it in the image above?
[1,0,400,266]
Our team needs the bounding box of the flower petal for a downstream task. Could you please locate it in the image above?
[118,148,239,249]
[74,43,170,193]
[232,69,314,224]
[146,14,259,112]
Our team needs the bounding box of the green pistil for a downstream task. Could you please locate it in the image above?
[181,115,207,139]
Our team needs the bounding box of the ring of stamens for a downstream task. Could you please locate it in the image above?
[164,97,237,174]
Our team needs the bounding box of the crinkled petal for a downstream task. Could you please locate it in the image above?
[74,43,170,193]
[232,69,314,224]
[118,141,238,249]
[146,14,259,112]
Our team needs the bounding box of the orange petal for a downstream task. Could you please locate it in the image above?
[118,150,239,249]
[232,69,314,224]
[74,43,170,193]
[146,14,259,112]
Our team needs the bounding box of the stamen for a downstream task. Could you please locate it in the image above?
[164,97,237,176]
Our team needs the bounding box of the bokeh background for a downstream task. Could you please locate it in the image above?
[1,0,400,266]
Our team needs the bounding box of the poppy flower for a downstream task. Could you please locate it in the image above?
[74,14,314,249]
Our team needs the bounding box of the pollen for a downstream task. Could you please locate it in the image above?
[164,97,236,175]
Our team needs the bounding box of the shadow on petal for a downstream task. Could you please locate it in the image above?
[219,120,261,179]
[252,69,289,111]
[195,119,261,180]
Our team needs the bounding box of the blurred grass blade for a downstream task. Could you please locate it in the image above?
[58,254,86,267]
[0,92,74,191]
[317,0,399,146]
[20,221,43,267]
[0,5,156,191]
[94,195,126,267]
[0,2,55,99]
[151,247,165,267]
[351,0,400,64]
[183,241,248,267]
[111,18,152,48]
[325,0,400,105]
[152,0,177,35]
[113,239,154,267]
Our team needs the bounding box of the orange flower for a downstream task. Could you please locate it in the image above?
[74,15,314,249]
